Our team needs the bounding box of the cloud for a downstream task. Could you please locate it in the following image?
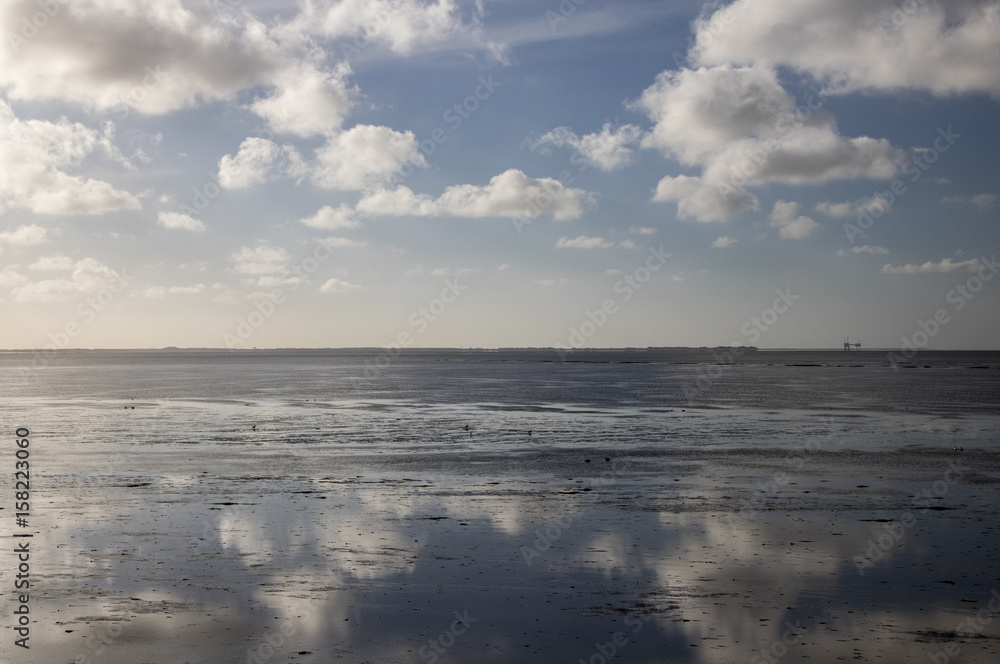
[157,211,206,232]
[218,125,418,193]
[230,245,290,275]
[837,245,889,257]
[691,0,1000,97]
[635,65,903,221]
[941,193,997,209]
[299,205,359,230]
[249,62,356,138]
[652,174,758,222]
[0,224,48,250]
[0,101,141,215]
[0,0,287,114]
[972,193,998,209]
[357,169,594,220]
[218,138,306,190]
[815,195,892,218]
[9,258,125,302]
[314,0,489,55]
[322,236,368,248]
[319,277,361,293]
[882,257,982,274]
[711,236,737,248]
[141,284,205,298]
[636,65,794,165]
[556,235,614,249]
[29,255,73,271]
[769,200,820,240]
[312,125,425,191]
[530,122,644,170]
[629,226,658,235]
[0,268,29,290]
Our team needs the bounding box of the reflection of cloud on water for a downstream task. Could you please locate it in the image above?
[7,392,999,663]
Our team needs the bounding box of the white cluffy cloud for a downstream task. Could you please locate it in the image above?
[219,126,423,192]
[941,193,998,210]
[218,138,306,190]
[300,205,360,230]
[250,62,356,139]
[530,122,644,170]
[635,65,903,222]
[0,101,140,216]
[29,255,73,271]
[556,235,614,249]
[6,258,125,302]
[312,124,425,191]
[691,0,1000,97]
[319,278,361,293]
[882,257,982,274]
[141,284,205,298]
[815,196,892,218]
[313,0,491,55]
[157,212,205,232]
[357,169,594,220]
[230,245,291,276]
[0,224,48,251]
[1,0,279,113]
[711,236,737,248]
[769,201,820,240]
[837,245,889,257]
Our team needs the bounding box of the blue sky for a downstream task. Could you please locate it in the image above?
[1,0,998,350]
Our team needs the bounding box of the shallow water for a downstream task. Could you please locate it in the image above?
[1,349,998,663]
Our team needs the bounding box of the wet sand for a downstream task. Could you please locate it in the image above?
[4,398,1000,663]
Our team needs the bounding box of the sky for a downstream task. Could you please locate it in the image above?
[0,0,998,350]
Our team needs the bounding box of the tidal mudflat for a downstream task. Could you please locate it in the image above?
[1,349,999,663]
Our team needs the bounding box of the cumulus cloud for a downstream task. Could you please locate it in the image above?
[250,62,356,138]
[157,211,205,232]
[711,236,737,248]
[882,257,982,274]
[319,277,360,293]
[0,224,48,250]
[29,255,73,271]
[9,258,125,302]
[230,245,290,275]
[0,0,365,143]
[0,102,141,215]
[299,205,359,230]
[629,226,658,235]
[141,284,205,298]
[815,195,892,218]
[769,200,820,240]
[530,122,644,170]
[0,0,285,114]
[691,0,1000,97]
[941,193,997,209]
[315,0,488,55]
[652,174,758,222]
[555,235,614,249]
[218,126,417,193]
[218,138,306,190]
[322,237,368,248]
[0,267,29,290]
[312,125,425,191]
[635,65,903,222]
[837,245,889,257]
[357,169,594,221]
